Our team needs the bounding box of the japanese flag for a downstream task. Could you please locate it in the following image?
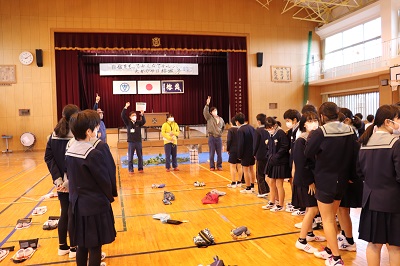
[137,81,161,94]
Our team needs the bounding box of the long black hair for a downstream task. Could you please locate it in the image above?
[359,105,400,145]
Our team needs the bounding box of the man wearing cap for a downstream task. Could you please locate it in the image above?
[93,94,107,143]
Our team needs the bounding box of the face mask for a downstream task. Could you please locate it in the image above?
[389,120,400,135]
[285,121,293,129]
[267,129,274,135]
[131,116,137,122]
[212,111,218,116]
[89,128,98,141]
[168,117,174,122]
[305,121,319,132]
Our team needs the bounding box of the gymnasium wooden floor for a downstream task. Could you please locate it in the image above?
[0,147,390,266]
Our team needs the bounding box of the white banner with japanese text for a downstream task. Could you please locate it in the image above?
[100,63,198,76]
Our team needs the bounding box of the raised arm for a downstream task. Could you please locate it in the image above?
[121,102,130,126]
[203,96,212,120]
[138,110,146,126]
[93,93,100,110]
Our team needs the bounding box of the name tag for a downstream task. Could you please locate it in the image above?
[130,129,135,133]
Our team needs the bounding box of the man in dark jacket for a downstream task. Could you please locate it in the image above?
[121,102,146,174]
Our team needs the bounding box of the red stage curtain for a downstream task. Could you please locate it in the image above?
[55,50,80,118]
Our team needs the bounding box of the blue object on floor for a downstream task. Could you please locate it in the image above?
[120,152,229,168]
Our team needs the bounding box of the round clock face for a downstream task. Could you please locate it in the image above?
[19,51,34,65]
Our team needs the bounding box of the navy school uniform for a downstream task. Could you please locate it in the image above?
[304,122,358,204]
[291,134,317,208]
[66,141,116,248]
[287,124,299,171]
[264,128,290,179]
[237,124,256,166]
[91,139,118,197]
[358,132,400,246]
[227,126,240,164]
[253,126,271,194]
[339,129,362,208]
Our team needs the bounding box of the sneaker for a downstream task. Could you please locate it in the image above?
[292,210,306,216]
[270,205,283,212]
[262,202,274,210]
[162,199,172,205]
[210,168,215,171]
[152,184,165,189]
[227,183,237,188]
[173,168,179,171]
[239,188,253,194]
[286,202,293,208]
[128,171,134,175]
[101,252,106,260]
[58,249,69,256]
[294,222,303,229]
[285,206,297,213]
[69,250,76,259]
[217,167,223,171]
[295,240,318,254]
[257,193,268,198]
[194,181,205,187]
[306,235,326,242]
[314,247,332,260]
[314,216,322,224]
[166,168,170,172]
[100,263,106,266]
[339,240,357,251]
[210,189,226,196]
[295,221,319,230]
[138,170,144,173]
[325,257,344,266]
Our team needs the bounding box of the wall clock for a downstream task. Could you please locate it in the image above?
[19,51,34,65]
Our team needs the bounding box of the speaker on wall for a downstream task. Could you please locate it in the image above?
[256,52,263,67]
[36,49,43,67]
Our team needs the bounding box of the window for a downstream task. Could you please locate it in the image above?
[327,91,379,119]
[324,18,381,69]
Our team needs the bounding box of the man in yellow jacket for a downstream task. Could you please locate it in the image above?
[161,114,180,172]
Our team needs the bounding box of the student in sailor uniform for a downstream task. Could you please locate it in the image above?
[304,102,358,266]
[235,112,256,193]
[226,116,243,188]
[292,112,326,254]
[336,107,362,252]
[253,113,270,197]
[67,136,118,199]
[66,110,116,266]
[283,109,302,213]
[44,104,79,257]
[263,117,290,212]
[121,102,146,174]
[358,105,400,266]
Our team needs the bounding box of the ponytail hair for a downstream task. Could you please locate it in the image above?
[359,105,400,145]
[54,104,79,138]
[339,107,362,129]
